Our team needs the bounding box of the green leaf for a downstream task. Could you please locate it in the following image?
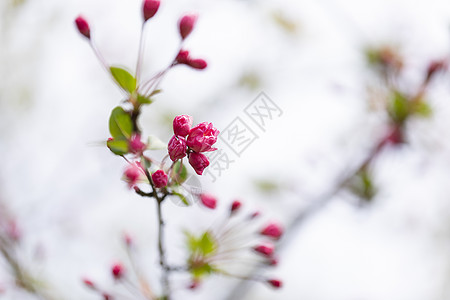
[172,161,188,185]
[147,135,167,150]
[110,66,136,94]
[137,94,153,105]
[199,232,216,256]
[388,91,409,124]
[185,231,198,253]
[172,191,190,206]
[109,106,133,140]
[191,263,214,279]
[412,100,432,118]
[107,139,129,155]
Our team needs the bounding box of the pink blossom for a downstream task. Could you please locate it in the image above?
[152,170,168,188]
[253,243,274,258]
[124,164,141,188]
[179,14,198,40]
[186,122,219,153]
[176,49,190,65]
[129,134,146,154]
[75,16,90,39]
[188,152,209,175]
[173,115,193,137]
[260,222,283,240]
[188,58,207,70]
[168,135,187,161]
[199,193,217,209]
[142,0,160,21]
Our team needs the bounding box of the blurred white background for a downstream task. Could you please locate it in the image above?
[2,0,450,299]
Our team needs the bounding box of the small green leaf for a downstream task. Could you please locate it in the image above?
[199,232,216,256]
[185,231,199,253]
[172,191,190,206]
[388,91,409,124]
[109,106,133,140]
[110,66,136,94]
[191,263,214,279]
[172,161,188,185]
[137,94,153,105]
[107,139,129,155]
[147,135,167,150]
[412,100,432,118]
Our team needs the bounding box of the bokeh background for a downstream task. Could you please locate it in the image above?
[2,0,450,299]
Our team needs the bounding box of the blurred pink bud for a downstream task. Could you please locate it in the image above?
[199,193,217,209]
[75,16,90,39]
[173,115,193,137]
[82,278,96,289]
[111,263,125,280]
[152,170,168,188]
[188,279,200,290]
[189,152,209,175]
[129,134,146,154]
[124,164,141,188]
[168,135,187,161]
[186,122,219,153]
[179,14,197,40]
[103,293,112,300]
[260,222,283,240]
[188,58,207,70]
[176,49,190,65]
[124,233,133,247]
[268,257,278,266]
[266,279,282,289]
[250,211,261,219]
[142,0,160,21]
[230,200,242,214]
[253,243,274,257]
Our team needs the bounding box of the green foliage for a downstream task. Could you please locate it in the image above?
[411,100,432,118]
[348,168,376,202]
[109,106,133,140]
[107,139,129,155]
[171,161,188,185]
[171,191,190,206]
[137,94,153,105]
[186,231,217,257]
[388,91,409,124]
[110,66,136,94]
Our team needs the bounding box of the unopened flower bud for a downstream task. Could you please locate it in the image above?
[173,115,193,137]
[142,0,160,21]
[266,279,282,289]
[230,200,241,214]
[168,135,187,161]
[188,58,207,70]
[189,152,209,175]
[75,16,91,39]
[111,263,125,280]
[124,164,141,188]
[129,134,146,154]
[253,243,274,257]
[176,50,190,65]
[260,222,283,240]
[199,193,217,209]
[152,170,168,188]
[179,14,197,40]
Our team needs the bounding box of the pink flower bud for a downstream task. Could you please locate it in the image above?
[189,152,210,175]
[173,115,193,137]
[75,16,91,39]
[266,279,282,289]
[129,134,146,154]
[82,278,96,289]
[260,222,283,240]
[199,193,217,209]
[186,122,219,153]
[168,135,187,161]
[111,263,125,280]
[124,164,141,188]
[179,14,197,40]
[152,170,168,188]
[230,200,241,214]
[253,243,274,257]
[188,58,207,70]
[142,0,160,21]
[176,49,190,65]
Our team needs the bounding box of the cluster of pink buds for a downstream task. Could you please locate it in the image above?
[185,198,283,289]
[168,115,219,175]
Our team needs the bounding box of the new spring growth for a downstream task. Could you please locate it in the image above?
[189,152,210,175]
[75,16,90,39]
[142,0,160,21]
[152,170,168,188]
